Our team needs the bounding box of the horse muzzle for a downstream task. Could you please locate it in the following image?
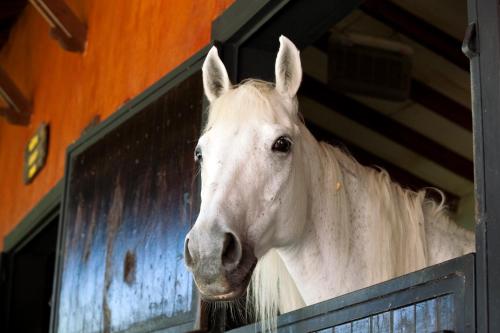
[184,226,257,301]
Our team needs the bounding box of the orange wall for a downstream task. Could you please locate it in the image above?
[0,0,234,249]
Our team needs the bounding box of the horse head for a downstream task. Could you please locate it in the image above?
[184,36,309,301]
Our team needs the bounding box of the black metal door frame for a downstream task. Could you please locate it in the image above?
[0,181,62,333]
[465,0,500,332]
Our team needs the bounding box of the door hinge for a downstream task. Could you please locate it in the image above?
[462,22,478,58]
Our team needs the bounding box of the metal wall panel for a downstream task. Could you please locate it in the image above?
[466,0,500,331]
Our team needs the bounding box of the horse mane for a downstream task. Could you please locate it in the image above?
[248,137,451,331]
[247,249,304,332]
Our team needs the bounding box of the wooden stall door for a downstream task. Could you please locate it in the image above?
[54,72,203,333]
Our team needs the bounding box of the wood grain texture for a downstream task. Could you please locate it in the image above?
[56,73,203,332]
[314,295,455,333]
[0,0,234,249]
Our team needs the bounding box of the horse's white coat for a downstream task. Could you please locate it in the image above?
[188,36,475,330]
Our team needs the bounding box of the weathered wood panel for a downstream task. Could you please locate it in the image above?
[334,323,350,333]
[0,0,234,249]
[371,312,391,333]
[315,295,455,333]
[352,318,370,332]
[415,298,436,332]
[56,73,202,333]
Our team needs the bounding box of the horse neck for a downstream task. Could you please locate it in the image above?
[278,126,432,306]
[277,127,355,305]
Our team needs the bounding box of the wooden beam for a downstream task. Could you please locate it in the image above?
[0,67,31,125]
[306,121,460,210]
[30,0,86,52]
[360,0,469,72]
[0,0,28,49]
[410,79,472,131]
[313,37,472,132]
[301,74,474,181]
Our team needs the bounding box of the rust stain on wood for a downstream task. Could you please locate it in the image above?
[82,201,98,263]
[102,179,124,332]
[102,299,111,333]
[124,250,136,285]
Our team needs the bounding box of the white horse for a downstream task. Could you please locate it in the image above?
[184,36,475,330]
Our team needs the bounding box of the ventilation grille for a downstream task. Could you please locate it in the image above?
[328,33,413,101]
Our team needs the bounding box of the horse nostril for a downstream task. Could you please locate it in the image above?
[221,232,242,270]
[184,238,195,269]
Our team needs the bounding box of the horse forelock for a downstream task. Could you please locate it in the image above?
[203,79,298,134]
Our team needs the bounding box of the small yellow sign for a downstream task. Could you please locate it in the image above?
[24,123,48,184]
[28,165,38,179]
[28,150,39,166]
[28,135,39,152]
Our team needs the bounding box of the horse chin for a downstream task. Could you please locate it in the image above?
[199,285,247,302]
[198,259,257,302]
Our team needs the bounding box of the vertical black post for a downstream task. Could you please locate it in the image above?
[0,252,10,332]
[467,0,500,331]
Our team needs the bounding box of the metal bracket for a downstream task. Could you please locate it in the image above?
[462,23,478,58]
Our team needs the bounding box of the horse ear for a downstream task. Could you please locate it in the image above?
[202,46,231,103]
[275,36,302,98]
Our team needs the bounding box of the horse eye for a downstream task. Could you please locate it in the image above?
[272,136,292,153]
[194,147,203,162]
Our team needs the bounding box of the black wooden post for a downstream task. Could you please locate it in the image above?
[466,0,500,331]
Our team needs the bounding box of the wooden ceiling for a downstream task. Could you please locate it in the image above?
[0,0,27,51]
[299,0,473,227]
